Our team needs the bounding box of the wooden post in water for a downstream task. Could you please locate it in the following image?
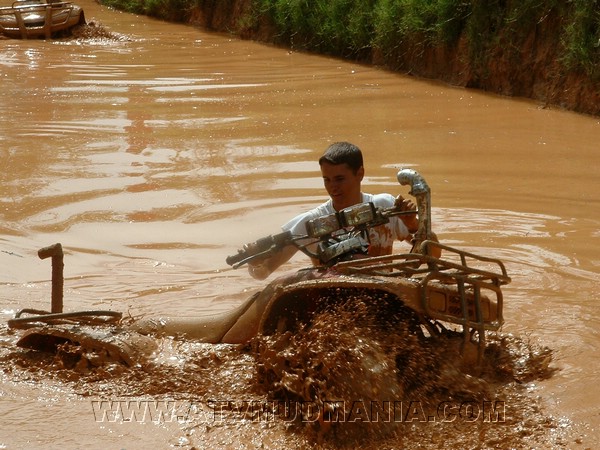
[38,243,64,313]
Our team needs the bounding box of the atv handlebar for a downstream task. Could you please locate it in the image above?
[226,205,415,269]
[226,168,432,269]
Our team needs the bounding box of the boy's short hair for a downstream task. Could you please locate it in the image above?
[318,142,364,173]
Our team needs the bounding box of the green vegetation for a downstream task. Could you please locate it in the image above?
[251,0,378,58]
[249,0,471,57]
[100,0,600,78]
[251,0,600,77]
[562,0,600,76]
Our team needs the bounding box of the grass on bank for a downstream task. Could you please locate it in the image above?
[100,0,600,78]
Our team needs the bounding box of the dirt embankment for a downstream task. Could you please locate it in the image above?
[189,0,599,117]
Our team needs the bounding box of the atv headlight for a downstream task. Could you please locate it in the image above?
[306,213,341,238]
[340,202,376,227]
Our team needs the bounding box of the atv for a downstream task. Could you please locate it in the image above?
[9,169,510,368]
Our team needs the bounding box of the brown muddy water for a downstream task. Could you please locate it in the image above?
[1,1,599,448]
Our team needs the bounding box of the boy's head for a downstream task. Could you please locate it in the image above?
[319,141,364,174]
[319,142,365,210]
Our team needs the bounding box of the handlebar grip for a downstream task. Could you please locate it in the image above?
[225,236,273,266]
[226,250,250,267]
[225,231,292,267]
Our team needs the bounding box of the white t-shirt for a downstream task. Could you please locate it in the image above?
[282,193,410,257]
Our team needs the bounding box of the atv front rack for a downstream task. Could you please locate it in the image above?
[333,240,510,350]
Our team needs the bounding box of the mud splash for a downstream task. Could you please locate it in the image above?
[71,18,131,41]
[2,292,560,449]
[252,292,558,447]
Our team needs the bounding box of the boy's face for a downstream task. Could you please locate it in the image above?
[320,161,364,211]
